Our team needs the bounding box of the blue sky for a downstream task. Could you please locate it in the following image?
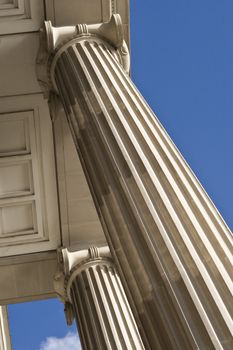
[8,1,233,349]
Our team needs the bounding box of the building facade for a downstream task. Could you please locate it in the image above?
[0,1,232,349]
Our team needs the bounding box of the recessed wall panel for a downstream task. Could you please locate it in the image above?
[0,0,44,34]
[0,95,60,256]
[0,202,36,236]
[0,114,29,156]
[0,160,32,198]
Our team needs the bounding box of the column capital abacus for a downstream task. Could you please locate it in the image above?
[62,246,111,274]
[45,14,124,53]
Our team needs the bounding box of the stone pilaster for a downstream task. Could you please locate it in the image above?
[0,306,11,350]
[58,247,145,350]
[45,15,233,349]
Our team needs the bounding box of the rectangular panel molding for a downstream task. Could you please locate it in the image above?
[0,159,33,198]
[0,95,60,256]
[0,111,39,246]
[0,0,44,34]
[0,201,36,235]
[0,113,30,156]
[0,0,27,16]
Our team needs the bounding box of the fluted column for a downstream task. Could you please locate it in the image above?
[44,15,233,349]
[0,306,11,350]
[57,247,145,350]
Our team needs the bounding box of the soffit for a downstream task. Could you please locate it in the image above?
[0,0,129,303]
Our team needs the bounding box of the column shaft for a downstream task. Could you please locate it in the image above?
[52,35,233,349]
[63,249,145,350]
[0,306,11,350]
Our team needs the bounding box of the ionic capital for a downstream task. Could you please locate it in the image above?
[45,14,124,53]
[36,15,130,97]
[62,245,111,276]
[54,246,112,325]
[53,246,111,301]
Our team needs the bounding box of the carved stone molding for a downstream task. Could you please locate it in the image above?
[36,14,130,97]
[0,0,44,34]
[45,14,124,52]
[54,246,145,350]
[54,246,111,303]
[0,95,60,257]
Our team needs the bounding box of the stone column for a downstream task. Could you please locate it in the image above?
[44,15,233,349]
[0,306,11,350]
[55,246,145,350]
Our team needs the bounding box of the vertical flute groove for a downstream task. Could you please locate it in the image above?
[53,36,233,349]
[68,261,145,350]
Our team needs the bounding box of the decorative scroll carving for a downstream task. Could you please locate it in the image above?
[36,15,130,97]
[54,247,145,349]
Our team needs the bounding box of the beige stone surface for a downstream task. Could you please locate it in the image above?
[0,95,60,257]
[45,0,130,46]
[0,0,44,35]
[0,33,41,97]
[53,105,106,250]
[59,247,145,349]
[0,252,57,304]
